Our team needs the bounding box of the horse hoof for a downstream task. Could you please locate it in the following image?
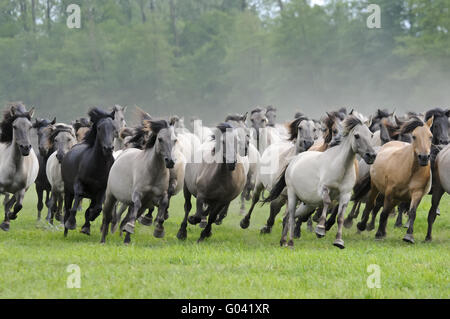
[280,239,286,247]
[333,239,345,249]
[55,213,62,222]
[199,220,207,229]
[123,222,135,234]
[80,227,90,236]
[176,229,187,240]
[424,236,432,242]
[8,213,18,221]
[375,232,386,241]
[64,220,76,231]
[403,234,415,244]
[315,225,326,238]
[287,240,294,248]
[240,218,250,229]
[366,224,375,231]
[343,219,353,229]
[138,215,153,227]
[153,227,165,239]
[215,219,222,225]
[188,215,200,225]
[260,226,271,234]
[394,222,403,228]
[356,222,366,232]
[0,222,10,232]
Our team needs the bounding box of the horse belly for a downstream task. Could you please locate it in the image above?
[287,155,322,205]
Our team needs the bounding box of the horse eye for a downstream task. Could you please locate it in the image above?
[413,136,417,140]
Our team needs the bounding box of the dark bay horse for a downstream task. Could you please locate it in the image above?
[62,108,117,237]
[33,117,56,221]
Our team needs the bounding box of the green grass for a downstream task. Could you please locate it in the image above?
[0,187,449,299]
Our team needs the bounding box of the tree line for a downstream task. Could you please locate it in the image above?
[0,0,448,123]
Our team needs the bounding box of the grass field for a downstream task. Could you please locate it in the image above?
[0,186,448,299]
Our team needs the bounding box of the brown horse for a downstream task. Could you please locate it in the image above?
[361,116,433,243]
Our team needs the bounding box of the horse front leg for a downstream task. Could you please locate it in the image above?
[367,194,384,231]
[344,200,361,229]
[177,186,192,240]
[65,183,84,231]
[123,191,142,237]
[261,196,286,235]
[333,193,351,249]
[315,186,331,238]
[403,191,425,244]
[198,203,223,243]
[425,182,444,242]
[357,187,379,232]
[36,185,44,221]
[154,193,169,239]
[0,195,16,231]
[9,189,26,221]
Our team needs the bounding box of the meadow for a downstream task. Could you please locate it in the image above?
[0,187,448,299]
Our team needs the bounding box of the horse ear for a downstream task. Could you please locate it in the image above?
[122,106,127,113]
[51,117,56,125]
[242,112,248,122]
[349,109,354,115]
[445,109,450,118]
[27,107,35,118]
[426,115,434,128]
[365,115,373,128]
[110,110,116,119]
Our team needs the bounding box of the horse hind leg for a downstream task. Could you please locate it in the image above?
[261,196,285,235]
[325,205,339,231]
[402,192,425,244]
[315,186,331,238]
[197,203,223,243]
[100,193,117,244]
[36,186,44,221]
[394,202,408,228]
[333,194,351,249]
[153,194,169,239]
[367,195,384,231]
[215,203,230,225]
[344,200,361,229]
[357,187,379,232]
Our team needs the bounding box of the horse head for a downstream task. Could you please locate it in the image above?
[425,108,449,146]
[288,116,315,154]
[401,116,434,166]
[343,115,377,165]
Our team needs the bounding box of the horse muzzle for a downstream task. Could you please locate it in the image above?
[303,140,314,151]
[19,145,32,156]
[418,154,430,166]
[165,158,175,169]
[102,146,114,156]
[363,152,377,165]
[226,162,236,171]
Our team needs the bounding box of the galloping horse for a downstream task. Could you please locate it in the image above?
[33,117,56,220]
[101,119,176,244]
[359,116,434,243]
[266,115,376,249]
[46,124,77,226]
[177,123,249,242]
[62,108,117,237]
[0,103,39,231]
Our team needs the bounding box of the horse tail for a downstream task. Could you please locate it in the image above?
[263,168,287,205]
[351,172,371,202]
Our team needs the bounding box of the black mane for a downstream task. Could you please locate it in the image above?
[225,114,246,122]
[146,119,170,149]
[0,102,31,144]
[425,108,449,120]
[82,108,115,146]
[401,117,424,134]
[343,115,363,136]
[288,116,308,141]
[49,124,74,143]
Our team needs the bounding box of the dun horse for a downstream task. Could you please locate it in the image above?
[101,119,176,244]
[358,116,434,243]
[266,115,376,249]
[177,123,249,242]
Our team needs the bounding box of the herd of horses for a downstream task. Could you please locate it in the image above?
[0,102,449,249]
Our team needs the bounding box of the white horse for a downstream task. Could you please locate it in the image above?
[266,115,376,249]
[0,103,39,231]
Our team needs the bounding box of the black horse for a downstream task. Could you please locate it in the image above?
[61,108,117,237]
[33,117,56,221]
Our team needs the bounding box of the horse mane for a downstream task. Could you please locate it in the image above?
[49,124,75,142]
[401,117,424,135]
[169,115,180,126]
[144,119,170,149]
[322,113,337,143]
[288,116,309,141]
[266,106,277,113]
[0,102,31,144]
[251,107,264,115]
[375,109,390,119]
[294,112,304,119]
[82,108,114,146]
[225,114,246,122]
[381,118,400,139]
[342,115,363,136]
[425,108,448,120]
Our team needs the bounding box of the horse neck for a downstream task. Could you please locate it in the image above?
[8,136,25,167]
[143,145,166,177]
[329,135,356,172]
